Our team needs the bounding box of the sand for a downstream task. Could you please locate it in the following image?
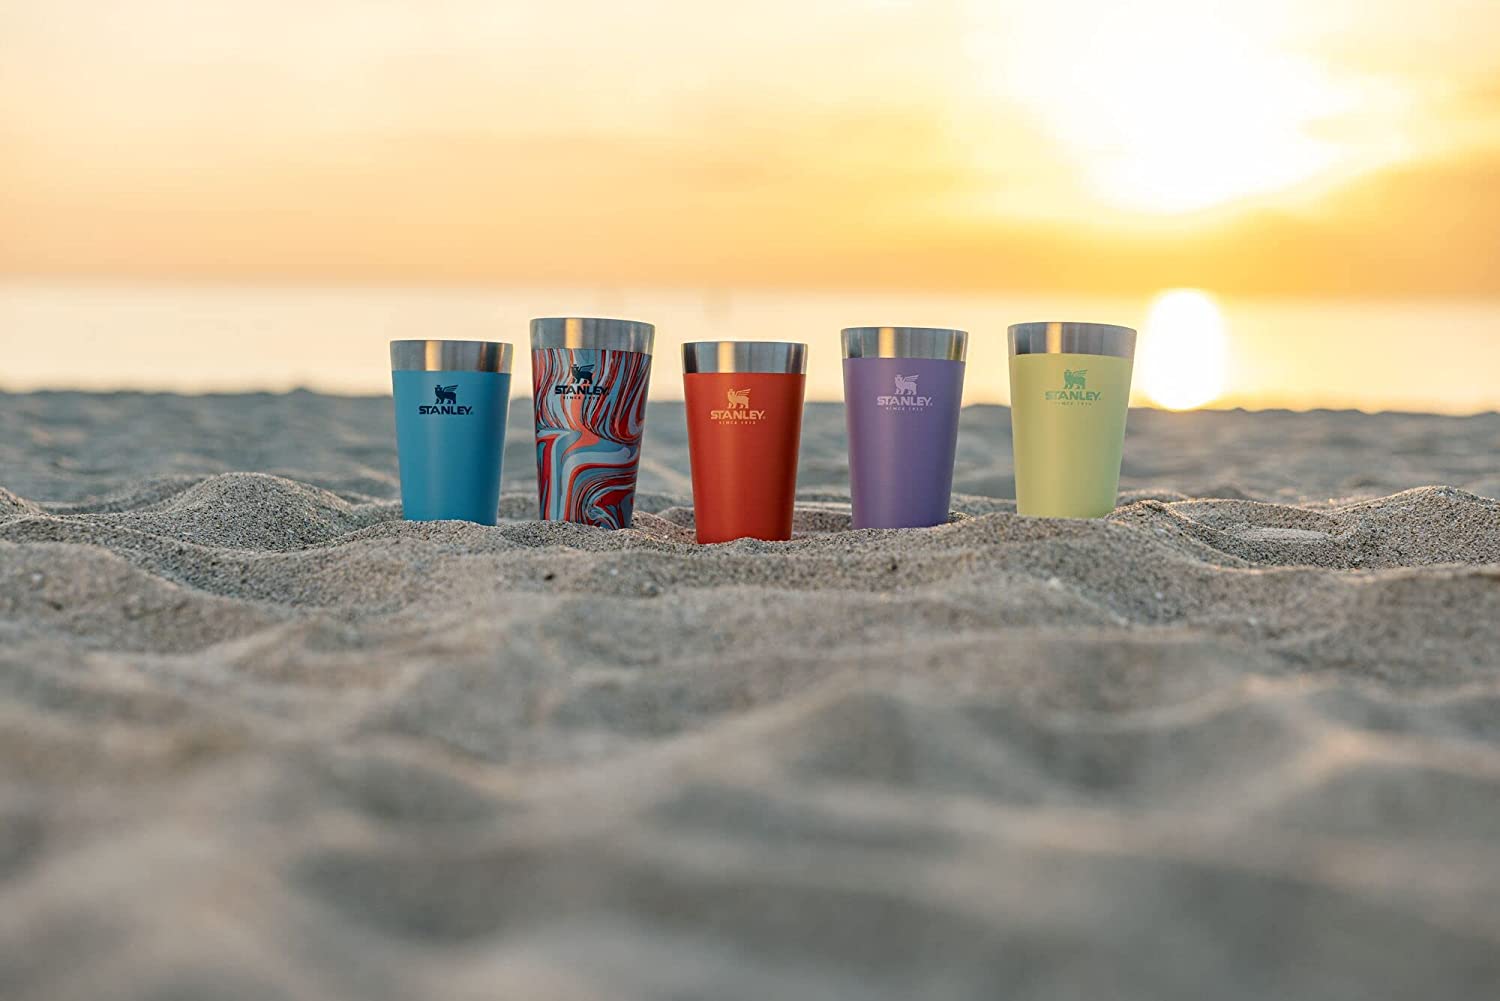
[3,391,1500,1000]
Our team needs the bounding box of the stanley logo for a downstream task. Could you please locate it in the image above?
[876,373,933,409]
[419,383,473,415]
[555,362,608,396]
[711,386,767,423]
[1046,369,1102,403]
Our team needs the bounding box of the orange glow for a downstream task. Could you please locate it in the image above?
[0,0,1495,297]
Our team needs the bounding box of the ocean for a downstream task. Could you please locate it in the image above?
[3,281,1498,413]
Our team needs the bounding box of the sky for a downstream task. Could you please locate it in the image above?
[2,1,1500,411]
[3,0,1500,297]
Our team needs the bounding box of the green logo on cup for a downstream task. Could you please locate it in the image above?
[1046,369,1102,403]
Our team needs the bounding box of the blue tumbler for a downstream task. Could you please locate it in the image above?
[390,339,513,524]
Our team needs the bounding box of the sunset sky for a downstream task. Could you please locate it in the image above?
[3,1,1500,410]
[3,0,1499,296]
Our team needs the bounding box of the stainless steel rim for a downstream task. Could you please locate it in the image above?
[682,341,807,375]
[841,327,967,362]
[1008,322,1136,359]
[530,317,655,354]
[390,340,513,373]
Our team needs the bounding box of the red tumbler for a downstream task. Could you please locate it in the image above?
[682,341,807,544]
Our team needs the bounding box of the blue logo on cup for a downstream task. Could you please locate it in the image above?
[555,362,608,396]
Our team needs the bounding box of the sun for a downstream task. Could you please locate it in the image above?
[1137,289,1230,410]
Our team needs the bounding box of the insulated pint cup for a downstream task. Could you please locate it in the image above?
[531,317,654,529]
[683,341,807,544]
[390,339,513,524]
[1008,322,1136,518]
[842,327,968,529]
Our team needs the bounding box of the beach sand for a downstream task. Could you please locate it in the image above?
[3,392,1500,1000]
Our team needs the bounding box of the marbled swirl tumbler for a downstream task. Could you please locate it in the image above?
[842,327,968,529]
[531,317,654,529]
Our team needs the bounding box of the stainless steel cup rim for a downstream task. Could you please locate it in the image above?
[390,340,514,373]
[841,327,967,362]
[1008,322,1136,359]
[683,341,808,374]
[530,317,655,354]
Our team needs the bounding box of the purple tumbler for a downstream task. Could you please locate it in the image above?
[842,326,968,529]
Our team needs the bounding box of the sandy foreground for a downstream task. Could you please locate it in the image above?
[3,392,1500,1000]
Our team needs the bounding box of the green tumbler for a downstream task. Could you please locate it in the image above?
[1008,322,1136,518]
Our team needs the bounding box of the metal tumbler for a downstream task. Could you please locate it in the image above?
[390,339,513,525]
[841,326,968,529]
[1008,322,1136,518]
[531,317,654,529]
[683,341,807,544]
